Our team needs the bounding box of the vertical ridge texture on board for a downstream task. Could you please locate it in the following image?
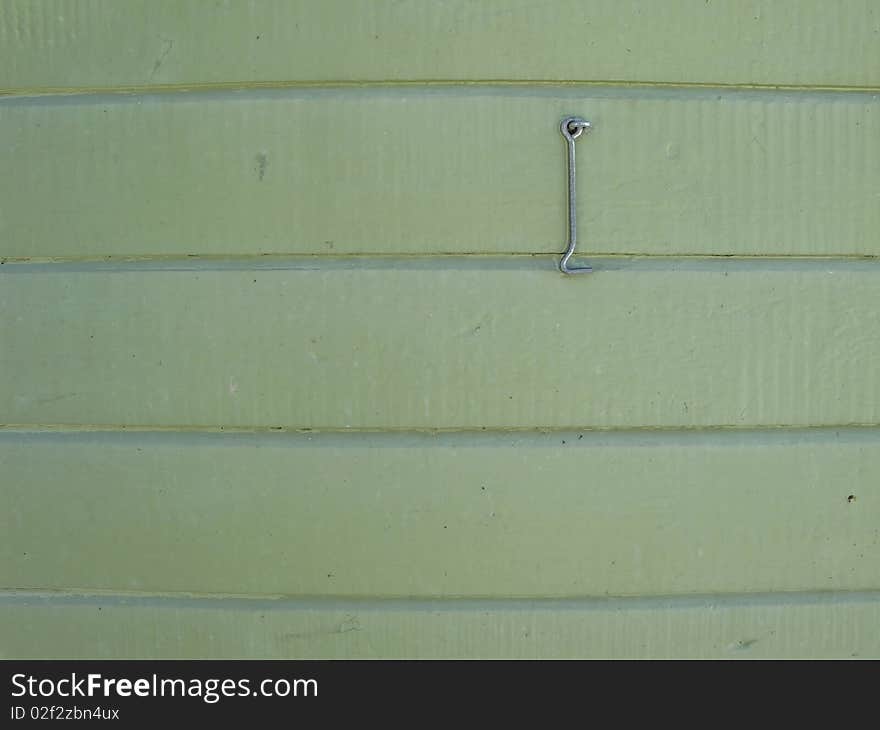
[2,430,878,597]
[3,1,879,660]
[1,89,878,257]
[0,593,877,659]
[1,1,878,89]
[2,267,880,430]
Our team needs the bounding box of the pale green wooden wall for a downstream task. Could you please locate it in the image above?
[1,1,879,659]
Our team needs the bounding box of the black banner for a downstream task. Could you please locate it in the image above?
[0,659,863,724]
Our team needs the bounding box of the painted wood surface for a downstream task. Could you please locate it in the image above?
[2,2,878,659]
[2,88,878,258]
[2,429,877,598]
[1,1,877,91]
[3,264,879,430]
[1,592,877,659]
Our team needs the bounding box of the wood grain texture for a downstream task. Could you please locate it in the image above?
[1,591,876,658]
[2,88,877,258]
[4,1,879,661]
[3,263,880,430]
[1,1,878,90]
[2,429,877,597]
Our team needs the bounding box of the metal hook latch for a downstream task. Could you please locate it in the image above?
[559,116,593,274]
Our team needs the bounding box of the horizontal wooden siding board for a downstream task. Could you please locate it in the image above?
[1,88,877,258]
[2,429,878,597]
[2,265,880,430]
[1,1,878,90]
[1,592,877,658]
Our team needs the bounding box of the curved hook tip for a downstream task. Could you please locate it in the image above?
[559,250,592,275]
[559,262,593,275]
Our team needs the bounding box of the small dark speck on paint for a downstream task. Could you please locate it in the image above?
[848,495,856,503]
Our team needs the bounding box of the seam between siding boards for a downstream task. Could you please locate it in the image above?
[3,590,880,612]
[3,425,880,440]
[2,80,880,99]
[4,256,880,273]
[2,83,879,107]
